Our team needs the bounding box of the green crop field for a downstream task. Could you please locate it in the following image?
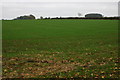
[2,20,118,78]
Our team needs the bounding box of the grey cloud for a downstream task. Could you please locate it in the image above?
[2,2,118,19]
[2,0,120,2]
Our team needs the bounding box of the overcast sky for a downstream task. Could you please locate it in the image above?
[1,0,119,19]
[1,0,120,2]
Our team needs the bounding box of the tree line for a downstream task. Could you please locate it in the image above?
[13,13,120,20]
[13,14,35,20]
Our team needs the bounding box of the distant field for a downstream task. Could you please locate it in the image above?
[2,20,118,78]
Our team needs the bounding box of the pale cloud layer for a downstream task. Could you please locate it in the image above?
[1,0,119,19]
[1,0,120,2]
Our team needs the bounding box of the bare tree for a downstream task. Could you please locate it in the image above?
[78,13,82,17]
[40,16,43,19]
